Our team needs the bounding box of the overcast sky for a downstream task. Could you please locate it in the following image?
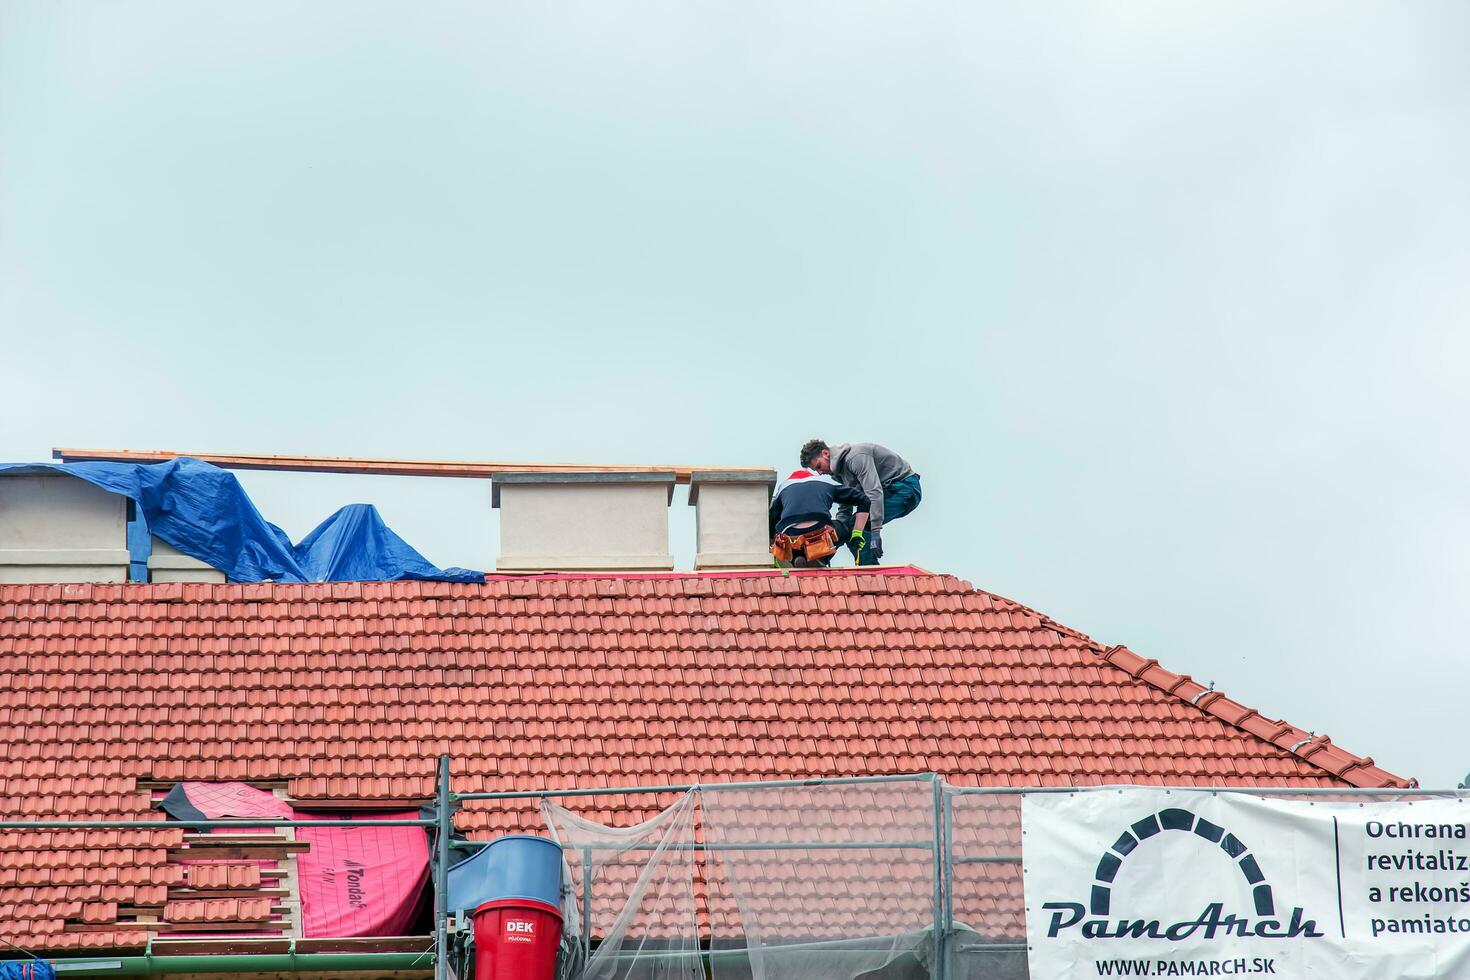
[2,2,1466,786]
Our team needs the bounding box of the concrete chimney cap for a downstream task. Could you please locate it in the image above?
[686,469,777,505]
[491,470,677,508]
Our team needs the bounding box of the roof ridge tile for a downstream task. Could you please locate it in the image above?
[1098,645,1410,789]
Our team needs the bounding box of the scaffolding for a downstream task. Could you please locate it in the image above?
[0,762,1458,980]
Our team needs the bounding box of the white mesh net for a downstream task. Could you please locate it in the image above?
[543,790,702,980]
[946,791,1027,980]
[702,778,940,980]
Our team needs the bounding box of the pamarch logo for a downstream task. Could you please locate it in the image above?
[1041,808,1324,942]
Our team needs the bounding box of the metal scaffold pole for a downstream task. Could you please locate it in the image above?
[582,847,593,966]
[435,754,452,980]
[941,784,955,980]
[931,774,946,980]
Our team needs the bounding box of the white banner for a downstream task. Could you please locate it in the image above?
[1022,789,1470,979]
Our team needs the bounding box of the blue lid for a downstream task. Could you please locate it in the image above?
[447,835,563,912]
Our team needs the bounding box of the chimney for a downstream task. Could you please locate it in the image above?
[688,470,776,570]
[0,472,130,583]
[492,471,677,571]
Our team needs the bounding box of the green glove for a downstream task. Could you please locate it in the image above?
[849,529,866,555]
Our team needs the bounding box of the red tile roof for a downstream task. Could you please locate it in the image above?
[0,569,1407,953]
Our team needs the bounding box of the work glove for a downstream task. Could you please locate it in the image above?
[868,529,883,562]
[848,529,866,560]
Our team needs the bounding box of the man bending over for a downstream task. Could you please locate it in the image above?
[800,439,922,565]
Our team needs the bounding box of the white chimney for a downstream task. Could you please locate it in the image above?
[0,472,130,583]
[492,471,677,571]
[688,470,776,570]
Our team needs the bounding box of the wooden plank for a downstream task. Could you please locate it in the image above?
[292,936,434,954]
[150,938,293,955]
[160,922,291,933]
[280,823,301,941]
[183,834,297,845]
[138,778,289,792]
[52,447,764,485]
[170,844,309,860]
[64,922,156,932]
[166,888,290,899]
[288,798,431,811]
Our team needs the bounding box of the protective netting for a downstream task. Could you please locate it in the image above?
[538,784,1457,980]
[543,790,702,980]
[702,779,940,980]
[539,780,941,980]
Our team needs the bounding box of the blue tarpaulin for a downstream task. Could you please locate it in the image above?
[0,458,484,583]
[0,960,57,980]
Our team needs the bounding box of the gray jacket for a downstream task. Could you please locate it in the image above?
[831,442,914,530]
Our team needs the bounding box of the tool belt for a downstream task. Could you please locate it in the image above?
[771,525,839,564]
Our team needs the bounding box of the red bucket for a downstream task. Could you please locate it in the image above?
[472,897,563,980]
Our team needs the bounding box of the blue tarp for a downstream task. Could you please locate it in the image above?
[0,960,57,980]
[0,458,484,584]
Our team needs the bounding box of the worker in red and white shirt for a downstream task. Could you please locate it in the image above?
[768,468,870,566]
[800,439,922,565]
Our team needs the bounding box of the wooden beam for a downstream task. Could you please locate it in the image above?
[52,448,766,485]
[292,937,434,954]
[182,834,304,847]
[172,842,310,860]
[157,922,292,934]
[137,778,289,791]
[150,937,293,956]
[167,888,290,899]
[150,938,292,956]
[288,798,431,811]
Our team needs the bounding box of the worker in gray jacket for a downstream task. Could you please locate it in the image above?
[800,439,922,565]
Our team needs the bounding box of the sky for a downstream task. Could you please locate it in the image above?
[2,2,1467,786]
